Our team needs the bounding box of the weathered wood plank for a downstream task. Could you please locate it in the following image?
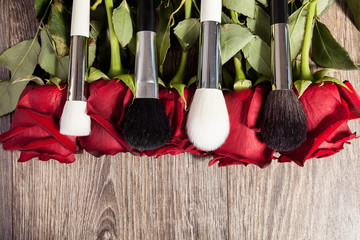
[228,1,360,239]
[0,0,12,239]
[12,153,228,239]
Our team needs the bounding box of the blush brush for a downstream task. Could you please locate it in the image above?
[60,0,91,136]
[261,0,307,151]
[186,0,230,151]
[122,0,171,150]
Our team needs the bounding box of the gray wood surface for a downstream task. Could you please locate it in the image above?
[0,0,360,239]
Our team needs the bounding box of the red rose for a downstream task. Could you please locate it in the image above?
[143,87,208,157]
[210,84,275,168]
[78,80,133,157]
[278,82,359,166]
[0,84,77,163]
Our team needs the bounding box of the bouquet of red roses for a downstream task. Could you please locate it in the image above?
[0,0,359,167]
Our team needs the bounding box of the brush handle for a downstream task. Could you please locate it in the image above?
[200,0,222,23]
[271,0,291,90]
[135,0,158,98]
[137,0,156,32]
[198,21,221,89]
[70,0,90,37]
[68,36,87,101]
[271,0,288,24]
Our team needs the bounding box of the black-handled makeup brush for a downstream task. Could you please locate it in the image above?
[261,0,307,151]
[60,0,91,136]
[185,0,230,151]
[122,0,171,150]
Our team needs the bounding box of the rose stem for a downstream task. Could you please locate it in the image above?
[104,0,124,78]
[300,0,317,81]
[169,0,192,85]
[230,10,246,81]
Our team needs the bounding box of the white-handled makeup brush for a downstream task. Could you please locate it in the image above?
[261,0,307,151]
[122,0,171,150]
[186,0,230,151]
[60,0,91,136]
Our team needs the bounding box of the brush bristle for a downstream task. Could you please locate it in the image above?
[60,101,91,136]
[261,90,307,151]
[186,89,230,151]
[122,98,171,150]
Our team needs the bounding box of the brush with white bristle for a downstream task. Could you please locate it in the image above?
[122,0,171,150]
[60,0,91,136]
[261,0,307,151]
[186,0,230,151]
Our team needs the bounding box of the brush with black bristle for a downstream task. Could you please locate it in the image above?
[122,0,171,150]
[261,0,307,151]
[186,0,230,151]
[60,0,91,136]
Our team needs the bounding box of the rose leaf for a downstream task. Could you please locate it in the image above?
[174,18,201,51]
[113,0,133,48]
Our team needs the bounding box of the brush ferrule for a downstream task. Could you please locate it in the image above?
[198,21,221,89]
[271,23,292,90]
[68,35,87,101]
[135,31,158,98]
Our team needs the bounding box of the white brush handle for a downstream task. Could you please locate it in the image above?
[71,0,90,37]
[200,0,222,23]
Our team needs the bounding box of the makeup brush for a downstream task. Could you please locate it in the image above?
[185,0,230,151]
[60,0,91,136]
[261,0,307,151]
[122,0,171,150]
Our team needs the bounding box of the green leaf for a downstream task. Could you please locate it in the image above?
[0,39,41,81]
[87,67,110,83]
[88,38,97,68]
[220,24,254,65]
[187,75,197,87]
[294,80,313,98]
[170,83,187,108]
[46,77,65,90]
[48,1,71,57]
[301,0,335,17]
[114,74,136,96]
[12,75,45,86]
[0,80,28,116]
[38,29,69,80]
[312,21,359,70]
[315,77,351,92]
[313,68,335,80]
[174,18,201,51]
[223,0,255,18]
[158,77,166,87]
[113,0,133,48]
[156,6,172,70]
[289,3,310,60]
[88,21,104,68]
[247,5,271,45]
[256,0,268,7]
[234,79,252,90]
[35,0,51,20]
[345,0,360,31]
[242,36,271,77]
[253,76,271,86]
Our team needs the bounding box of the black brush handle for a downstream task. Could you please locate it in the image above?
[271,0,288,25]
[137,0,156,32]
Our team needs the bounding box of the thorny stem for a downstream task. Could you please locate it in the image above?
[104,0,124,78]
[230,11,246,81]
[300,0,317,81]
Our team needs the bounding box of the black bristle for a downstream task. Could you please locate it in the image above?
[122,98,171,150]
[261,90,307,151]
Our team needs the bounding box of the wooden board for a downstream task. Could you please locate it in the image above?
[0,0,360,239]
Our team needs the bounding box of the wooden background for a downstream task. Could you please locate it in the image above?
[1,0,360,239]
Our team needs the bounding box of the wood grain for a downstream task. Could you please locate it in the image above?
[1,0,360,239]
[228,1,360,239]
[0,0,12,239]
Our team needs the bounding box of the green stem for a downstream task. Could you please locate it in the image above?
[230,10,240,24]
[170,0,192,86]
[300,0,317,81]
[104,0,123,78]
[234,56,246,81]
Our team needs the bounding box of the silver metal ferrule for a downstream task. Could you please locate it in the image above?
[198,21,222,89]
[135,31,158,98]
[68,35,87,101]
[271,23,292,90]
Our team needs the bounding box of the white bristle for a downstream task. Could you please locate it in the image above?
[60,100,91,136]
[186,88,230,151]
